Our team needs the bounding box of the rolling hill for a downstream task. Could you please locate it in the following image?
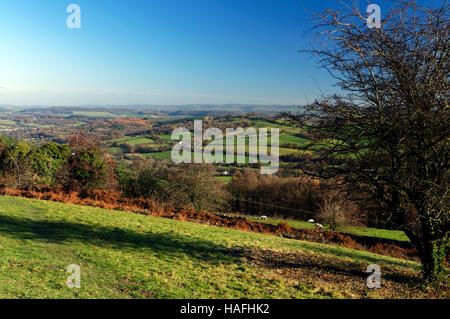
[0,195,446,299]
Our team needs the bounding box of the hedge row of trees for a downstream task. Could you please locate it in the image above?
[117,159,225,211]
[0,135,109,192]
[0,134,374,224]
[0,135,225,211]
[228,168,322,219]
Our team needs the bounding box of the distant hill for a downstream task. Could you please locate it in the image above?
[3,104,305,116]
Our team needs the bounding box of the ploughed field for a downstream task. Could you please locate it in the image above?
[0,196,447,298]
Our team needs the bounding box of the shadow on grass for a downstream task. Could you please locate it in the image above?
[0,212,428,287]
[243,248,421,284]
[299,241,421,271]
[0,214,242,265]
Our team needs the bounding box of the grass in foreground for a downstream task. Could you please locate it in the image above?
[0,196,446,299]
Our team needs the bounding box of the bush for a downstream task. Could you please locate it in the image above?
[317,194,351,231]
[117,158,169,200]
[58,135,108,193]
[0,141,34,188]
[167,164,226,211]
[32,142,71,186]
[117,159,225,211]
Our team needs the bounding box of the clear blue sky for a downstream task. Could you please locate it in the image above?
[0,0,418,106]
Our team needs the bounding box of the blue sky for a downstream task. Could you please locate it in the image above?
[0,0,416,106]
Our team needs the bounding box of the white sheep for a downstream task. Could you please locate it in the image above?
[307,219,315,223]
[260,215,268,220]
[315,223,324,230]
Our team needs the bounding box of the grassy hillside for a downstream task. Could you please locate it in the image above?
[0,196,446,299]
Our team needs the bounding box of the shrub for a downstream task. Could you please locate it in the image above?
[317,194,351,231]
[31,142,71,186]
[117,159,225,211]
[167,164,226,211]
[0,141,34,188]
[58,135,108,193]
[117,158,169,200]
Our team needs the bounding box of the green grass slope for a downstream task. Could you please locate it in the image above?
[0,196,443,299]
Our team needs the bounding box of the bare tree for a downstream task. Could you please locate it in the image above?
[285,0,449,282]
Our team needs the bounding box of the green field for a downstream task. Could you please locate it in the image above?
[144,151,252,163]
[106,147,124,153]
[143,151,173,159]
[238,215,410,242]
[103,118,309,162]
[0,195,435,299]
[71,111,119,118]
[215,176,233,184]
[0,119,16,126]
[110,136,156,146]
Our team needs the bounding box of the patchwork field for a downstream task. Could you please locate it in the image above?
[103,118,310,164]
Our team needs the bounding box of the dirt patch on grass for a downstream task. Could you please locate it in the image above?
[115,277,155,299]
[236,248,449,299]
[0,187,418,262]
